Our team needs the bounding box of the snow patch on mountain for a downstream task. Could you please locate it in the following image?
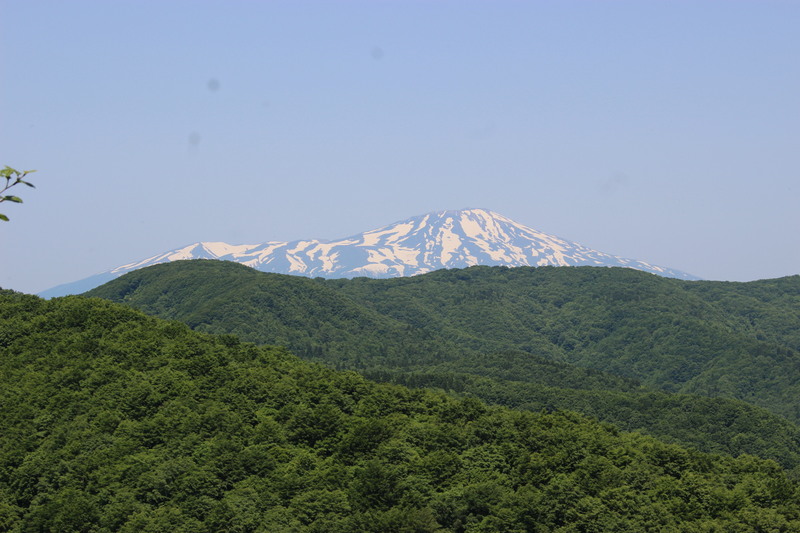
[40,208,699,298]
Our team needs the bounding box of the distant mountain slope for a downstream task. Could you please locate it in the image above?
[86,260,479,368]
[87,261,800,469]
[327,266,800,421]
[683,276,800,353]
[41,208,697,297]
[5,290,799,530]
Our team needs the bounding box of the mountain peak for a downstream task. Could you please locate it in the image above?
[39,208,698,297]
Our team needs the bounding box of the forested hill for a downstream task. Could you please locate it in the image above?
[3,290,800,531]
[326,266,800,416]
[682,276,800,353]
[85,260,800,471]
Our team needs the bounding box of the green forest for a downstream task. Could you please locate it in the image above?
[86,261,800,475]
[3,290,800,531]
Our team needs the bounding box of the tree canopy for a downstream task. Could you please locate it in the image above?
[87,260,800,472]
[3,289,800,531]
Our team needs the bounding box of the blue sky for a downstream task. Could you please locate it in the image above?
[2,0,798,293]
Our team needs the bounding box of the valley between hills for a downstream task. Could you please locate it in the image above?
[3,260,800,530]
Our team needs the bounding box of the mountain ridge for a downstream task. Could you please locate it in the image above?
[86,260,800,468]
[5,289,800,530]
[40,208,697,297]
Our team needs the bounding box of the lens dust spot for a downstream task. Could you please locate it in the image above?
[598,173,630,194]
[370,46,385,61]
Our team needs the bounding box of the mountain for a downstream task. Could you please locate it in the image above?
[40,208,697,297]
[87,260,800,470]
[4,290,800,531]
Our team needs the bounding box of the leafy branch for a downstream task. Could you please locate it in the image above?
[1,166,36,221]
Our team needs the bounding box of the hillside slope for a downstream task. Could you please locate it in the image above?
[87,261,800,469]
[328,266,800,419]
[684,276,800,352]
[2,290,800,531]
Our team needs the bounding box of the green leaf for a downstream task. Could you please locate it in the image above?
[0,213,8,221]
[3,196,23,203]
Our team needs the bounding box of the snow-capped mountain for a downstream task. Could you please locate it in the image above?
[40,208,698,297]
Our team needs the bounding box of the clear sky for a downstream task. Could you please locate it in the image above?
[2,0,798,294]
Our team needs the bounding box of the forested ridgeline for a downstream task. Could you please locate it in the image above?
[363,364,800,474]
[2,291,800,531]
[86,261,800,470]
[682,276,800,352]
[326,266,800,418]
